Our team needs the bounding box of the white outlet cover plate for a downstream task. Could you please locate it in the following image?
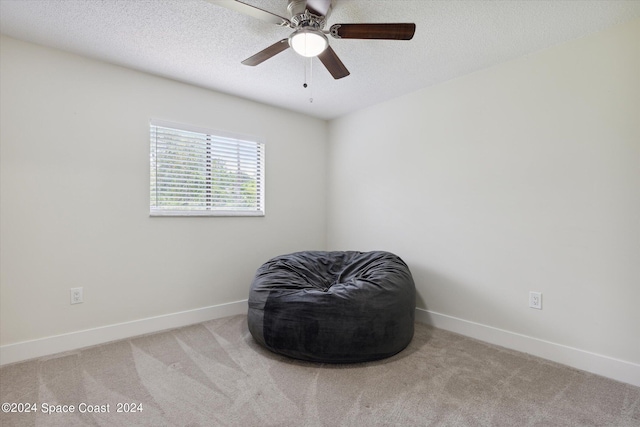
[529,291,542,309]
[70,287,83,304]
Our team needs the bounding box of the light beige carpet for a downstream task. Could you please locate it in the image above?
[1,315,638,426]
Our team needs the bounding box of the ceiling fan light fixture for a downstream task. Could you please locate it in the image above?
[289,28,328,57]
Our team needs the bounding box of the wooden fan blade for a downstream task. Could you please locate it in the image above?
[242,39,290,66]
[305,0,332,17]
[330,23,416,40]
[318,46,350,79]
[204,0,291,27]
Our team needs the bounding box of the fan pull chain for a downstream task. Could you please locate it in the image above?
[303,58,307,88]
[302,58,313,103]
[309,58,313,103]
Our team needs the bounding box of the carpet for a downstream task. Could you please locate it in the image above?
[1,314,638,426]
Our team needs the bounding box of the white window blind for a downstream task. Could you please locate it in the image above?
[150,120,265,216]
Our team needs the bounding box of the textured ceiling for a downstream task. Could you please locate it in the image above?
[1,0,640,120]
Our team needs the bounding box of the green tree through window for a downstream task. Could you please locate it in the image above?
[150,121,264,216]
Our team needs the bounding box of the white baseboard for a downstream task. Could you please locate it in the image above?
[415,308,640,388]
[0,300,248,366]
[3,303,637,388]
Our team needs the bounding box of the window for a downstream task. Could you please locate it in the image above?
[150,120,265,216]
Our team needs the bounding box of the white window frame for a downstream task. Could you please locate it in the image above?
[150,119,265,217]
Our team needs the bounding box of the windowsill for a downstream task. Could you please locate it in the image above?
[149,210,265,217]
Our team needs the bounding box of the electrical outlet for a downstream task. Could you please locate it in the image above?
[529,291,542,310]
[70,287,83,304]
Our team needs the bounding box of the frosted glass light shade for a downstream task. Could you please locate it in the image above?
[289,29,328,57]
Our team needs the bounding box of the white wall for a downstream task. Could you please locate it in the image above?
[327,18,640,368]
[0,36,327,347]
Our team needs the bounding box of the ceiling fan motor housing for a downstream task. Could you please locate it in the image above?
[286,0,331,57]
[287,0,333,19]
[288,0,331,29]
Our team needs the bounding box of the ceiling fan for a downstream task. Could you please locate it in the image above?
[206,0,416,79]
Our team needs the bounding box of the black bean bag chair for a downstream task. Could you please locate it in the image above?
[248,251,416,363]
